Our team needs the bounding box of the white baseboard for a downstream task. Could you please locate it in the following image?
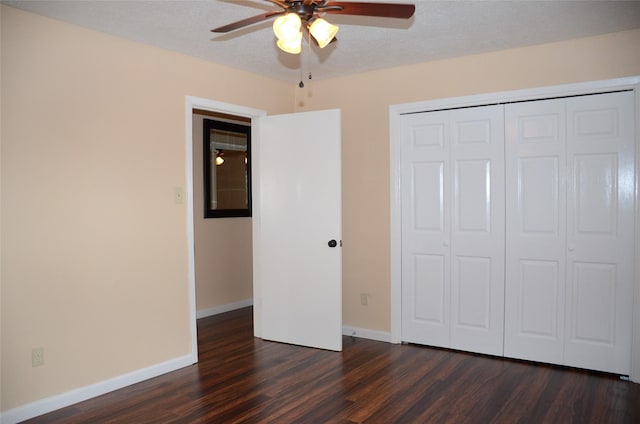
[1,304,377,424]
[196,298,253,319]
[0,353,195,424]
[342,325,391,343]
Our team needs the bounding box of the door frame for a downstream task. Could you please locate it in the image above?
[185,96,266,361]
[389,76,640,381]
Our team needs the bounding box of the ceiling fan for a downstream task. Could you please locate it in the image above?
[211,1,416,54]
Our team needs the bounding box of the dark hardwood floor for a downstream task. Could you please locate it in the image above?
[25,307,640,423]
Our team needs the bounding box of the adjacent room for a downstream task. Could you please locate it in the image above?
[2,0,640,422]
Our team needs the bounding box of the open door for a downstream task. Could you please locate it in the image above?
[253,109,342,351]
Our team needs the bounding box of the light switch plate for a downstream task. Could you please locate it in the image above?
[174,187,184,204]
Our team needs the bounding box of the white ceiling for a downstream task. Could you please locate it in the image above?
[4,0,640,82]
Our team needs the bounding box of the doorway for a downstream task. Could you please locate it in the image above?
[185,97,266,361]
[186,99,344,358]
[193,109,253,321]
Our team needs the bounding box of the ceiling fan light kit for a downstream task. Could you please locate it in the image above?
[212,1,415,56]
[273,12,312,54]
[276,30,303,54]
[273,12,302,40]
[309,18,339,49]
[274,13,338,54]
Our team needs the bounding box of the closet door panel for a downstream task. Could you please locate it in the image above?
[455,159,491,232]
[412,254,446,324]
[454,256,492,326]
[564,91,635,374]
[518,260,561,338]
[504,99,567,363]
[450,106,504,356]
[401,111,451,347]
[570,262,616,342]
[519,157,560,234]
[413,162,445,231]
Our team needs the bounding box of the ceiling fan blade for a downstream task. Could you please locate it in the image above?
[322,2,415,19]
[211,11,283,33]
[264,0,289,9]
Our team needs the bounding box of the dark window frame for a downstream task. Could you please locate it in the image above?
[203,118,252,218]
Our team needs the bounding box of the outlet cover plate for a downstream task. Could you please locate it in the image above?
[32,347,44,367]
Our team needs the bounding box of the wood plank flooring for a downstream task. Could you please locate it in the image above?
[25,307,640,423]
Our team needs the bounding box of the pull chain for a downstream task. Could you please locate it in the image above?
[299,43,304,88]
[307,30,312,81]
[299,29,313,88]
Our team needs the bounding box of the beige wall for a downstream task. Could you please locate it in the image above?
[2,2,640,415]
[192,114,252,311]
[294,28,640,332]
[0,5,291,411]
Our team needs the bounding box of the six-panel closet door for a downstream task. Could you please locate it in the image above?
[504,98,568,364]
[504,91,635,374]
[400,90,635,375]
[400,105,505,356]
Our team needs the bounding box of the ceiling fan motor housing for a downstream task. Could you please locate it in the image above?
[283,1,344,22]
[287,1,316,21]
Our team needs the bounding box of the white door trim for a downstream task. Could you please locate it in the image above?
[185,97,266,360]
[389,76,640,381]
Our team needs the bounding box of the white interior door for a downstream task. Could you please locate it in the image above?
[400,110,452,348]
[504,98,567,364]
[253,109,342,352]
[449,106,505,356]
[505,92,635,374]
[564,91,635,374]
[401,105,505,356]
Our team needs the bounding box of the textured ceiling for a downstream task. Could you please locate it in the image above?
[4,0,640,83]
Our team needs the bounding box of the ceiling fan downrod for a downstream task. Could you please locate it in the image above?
[269,0,344,21]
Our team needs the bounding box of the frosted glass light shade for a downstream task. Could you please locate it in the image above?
[276,31,302,54]
[309,18,338,48]
[273,13,301,41]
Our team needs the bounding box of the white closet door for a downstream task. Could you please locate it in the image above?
[449,106,505,356]
[401,110,452,348]
[564,91,635,374]
[401,105,505,355]
[504,99,567,363]
[505,92,635,374]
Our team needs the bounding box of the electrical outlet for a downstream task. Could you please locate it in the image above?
[360,293,369,306]
[32,347,44,367]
